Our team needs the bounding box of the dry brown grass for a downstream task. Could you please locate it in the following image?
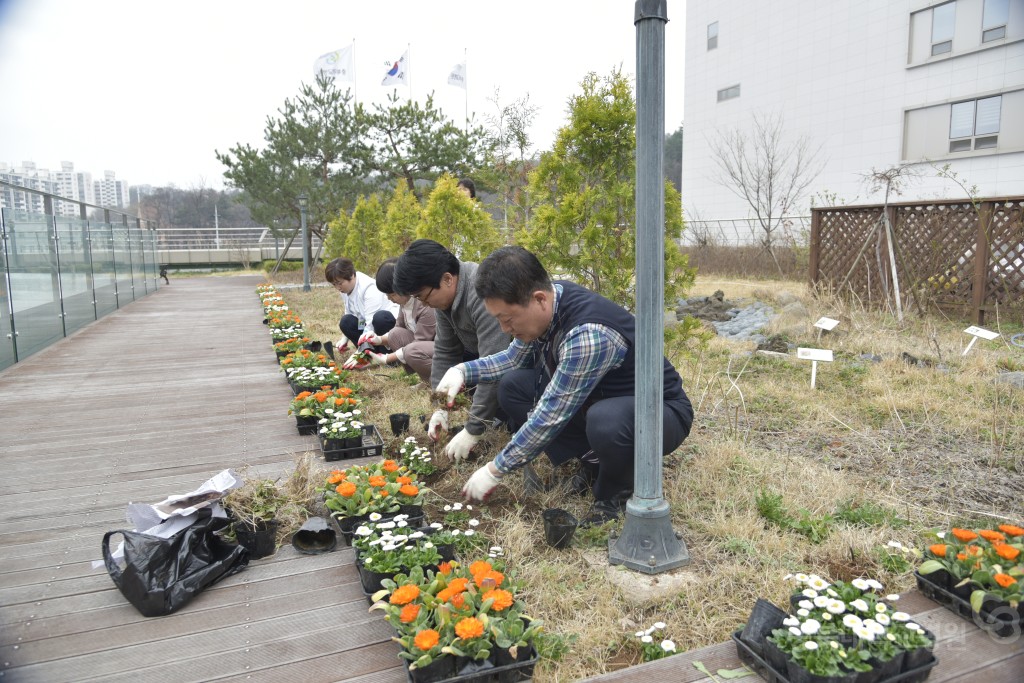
[255,269,1023,680]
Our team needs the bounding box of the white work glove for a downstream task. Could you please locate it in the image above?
[435,366,466,407]
[343,353,365,370]
[336,338,352,354]
[358,332,382,347]
[366,351,388,366]
[445,429,482,464]
[427,410,449,441]
[462,461,503,502]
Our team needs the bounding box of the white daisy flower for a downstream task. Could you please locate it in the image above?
[826,600,846,615]
[804,641,819,650]
[465,529,475,536]
[635,631,645,637]
[783,617,800,627]
[661,640,676,652]
[813,596,830,608]
[368,512,382,521]
[876,613,891,626]
[468,519,480,527]
[851,578,870,590]
[800,619,821,635]
[829,641,840,649]
[799,600,814,610]
[886,594,900,602]
[875,603,888,613]
[641,635,653,643]
[887,540,904,549]
[444,505,452,512]
[891,612,910,622]
[866,579,884,590]
[808,576,830,591]
[850,599,869,613]
[802,588,818,598]
[430,522,443,529]
[423,542,434,549]
[794,573,810,582]
[822,613,833,621]
[783,573,794,581]
[886,633,896,641]
[843,615,863,629]
[797,608,810,617]
[936,532,945,539]
[654,621,667,629]
[826,588,839,598]
[853,625,875,641]
[789,627,802,636]
[452,503,463,510]
[906,623,923,632]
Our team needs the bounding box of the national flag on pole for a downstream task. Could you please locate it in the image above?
[447,62,466,89]
[314,46,354,82]
[381,51,409,86]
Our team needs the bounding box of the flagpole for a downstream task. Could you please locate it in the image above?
[352,38,358,103]
[407,42,412,101]
[463,47,468,132]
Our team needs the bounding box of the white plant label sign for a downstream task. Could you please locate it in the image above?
[814,317,840,331]
[962,325,999,356]
[797,347,833,389]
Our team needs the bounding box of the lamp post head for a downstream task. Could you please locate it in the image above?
[298,194,308,211]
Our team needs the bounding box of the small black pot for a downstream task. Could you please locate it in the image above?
[786,659,857,683]
[389,412,411,436]
[234,520,279,559]
[295,414,319,435]
[542,508,577,549]
[762,637,789,677]
[854,652,904,683]
[356,560,397,594]
[739,598,787,654]
[291,517,337,554]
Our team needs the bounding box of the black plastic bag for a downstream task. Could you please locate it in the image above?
[102,514,249,617]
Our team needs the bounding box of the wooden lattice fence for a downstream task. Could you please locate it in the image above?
[810,198,1024,323]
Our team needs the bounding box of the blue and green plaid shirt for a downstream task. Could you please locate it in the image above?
[459,284,628,474]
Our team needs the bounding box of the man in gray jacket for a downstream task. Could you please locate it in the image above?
[394,239,511,462]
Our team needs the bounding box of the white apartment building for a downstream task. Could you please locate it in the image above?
[682,0,1024,244]
[0,161,121,218]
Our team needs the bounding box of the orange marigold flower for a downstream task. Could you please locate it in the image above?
[929,544,948,558]
[379,490,389,497]
[348,398,358,405]
[438,562,452,575]
[994,573,1018,588]
[449,592,466,609]
[475,570,504,589]
[397,476,413,485]
[399,484,419,497]
[965,545,983,556]
[296,391,312,399]
[334,398,345,406]
[998,524,1024,537]
[399,603,421,624]
[448,577,470,593]
[314,392,328,403]
[414,629,440,651]
[390,584,421,605]
[469,561,492,577]
[327,472,345,485]
[282,358,293,365]
[951,528,978,542]
[483,588,514,611]
[995,544,1021,561]
[382,460,399,472]
[368,476,387,487]
[436,587,456,603]
[956,552,967,561]
[337,387,353,396]
[455,617,485,640]
[979,530,1007,543]
[336,481,357,497]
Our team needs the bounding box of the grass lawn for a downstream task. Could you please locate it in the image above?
[259,268,1023,680]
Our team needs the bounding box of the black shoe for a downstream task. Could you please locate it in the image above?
[581,498,626,527]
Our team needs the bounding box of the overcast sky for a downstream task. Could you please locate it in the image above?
[0,0,686,191]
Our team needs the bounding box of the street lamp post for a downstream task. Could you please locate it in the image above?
[299,194,310,292]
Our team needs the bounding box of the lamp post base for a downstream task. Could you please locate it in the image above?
[608,498,690,574]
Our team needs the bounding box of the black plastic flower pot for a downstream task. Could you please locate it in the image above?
[786,659,858,683]
[304,340,322,352]
[455,656,495,677]
[762,637,790,677]
[408,654,456,683]
[853,651,904,683]
[541,508,577,549]
[494,644,537,683]
[739,598,788,654]
[234,520,279,559]
[295,415,319,435]
[291,516,337,554]
[389,412,411,436]
[356,560,396,594]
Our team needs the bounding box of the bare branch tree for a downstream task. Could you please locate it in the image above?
[708,113,824,271]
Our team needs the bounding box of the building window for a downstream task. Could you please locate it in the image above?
[707,21,719,50]
[717,84,740,102]
[949,96,1001,152]
[931,1,956,55]
[982,0,1009,42]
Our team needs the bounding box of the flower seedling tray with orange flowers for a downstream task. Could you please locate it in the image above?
[914,570,1022,639]
[321,425,384,462]
[401,647,538,683]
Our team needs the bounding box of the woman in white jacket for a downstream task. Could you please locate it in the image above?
[324,257,399,353]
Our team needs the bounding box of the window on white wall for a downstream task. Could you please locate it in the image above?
[717,84,740,102]
[707,22,719,50]
[982,0,1009,42]
[932,2,956,55]
[949,96,1002,151]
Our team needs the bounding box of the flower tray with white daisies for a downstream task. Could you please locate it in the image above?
[736,574,937,683]
[916,523,1023,639]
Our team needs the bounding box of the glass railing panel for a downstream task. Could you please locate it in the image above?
[90,222,117,317]
[55,216,97,334]
[0,209,18,369]
[3,208,63,360]
[112,223,133,306]
[130,226,146,295]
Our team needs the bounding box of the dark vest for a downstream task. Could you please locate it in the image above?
[542,281,686,405]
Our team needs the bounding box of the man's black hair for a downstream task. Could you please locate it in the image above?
[474,246,552,306]
[375,257,399,294]
[393,239,460,295]
[457,178,476,199]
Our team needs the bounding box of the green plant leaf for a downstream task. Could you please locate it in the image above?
[917,560,945,575]
[717,667,755,679]
[970,589,986,613]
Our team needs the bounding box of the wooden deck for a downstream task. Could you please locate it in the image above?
[0,276,406,683]
[1,276,1021,683]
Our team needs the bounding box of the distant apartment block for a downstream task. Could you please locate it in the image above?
[682,0,1024,243]
[0,161,128,217]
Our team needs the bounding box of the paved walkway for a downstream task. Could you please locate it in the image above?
[0,276,405,683]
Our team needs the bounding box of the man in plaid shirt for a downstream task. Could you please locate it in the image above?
[436,246,693,526]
